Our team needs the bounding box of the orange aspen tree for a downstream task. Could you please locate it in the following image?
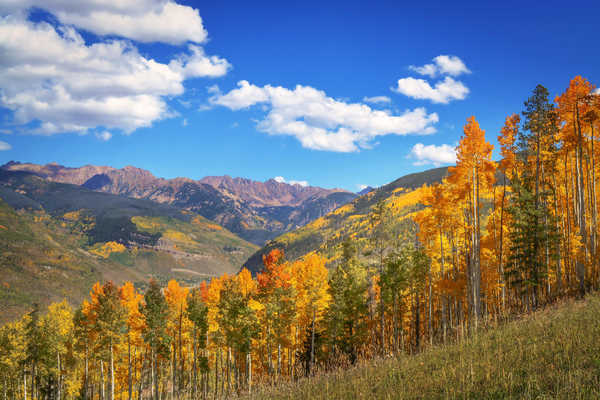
[256,249,295,381]
[556,77,596,296]
[414,189,437,345]
[447,116,496,327]
[417,182,456,342]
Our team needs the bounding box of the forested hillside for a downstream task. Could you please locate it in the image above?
[0,171,257,321]
[0,76,599,400]
[243,167,450,274]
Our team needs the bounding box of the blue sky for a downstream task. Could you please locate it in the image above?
[0,1,599,191]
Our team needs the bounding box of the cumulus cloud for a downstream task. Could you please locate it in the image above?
[595,88,600,95]
[362,96,391,104]
[409,143,456,166]
[170,45,231,78]
[393,77,469,104]
[409,55,470,78]
[273,176,309,187]
[210,81,439,152]
[0,15,230,135]
[0,0,208,45]
[95,131,112,141]
[210,81,269,110]
[0,140,11,150]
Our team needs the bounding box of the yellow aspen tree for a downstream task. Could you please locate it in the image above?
[164,279,190,399]
[290,253,331,375]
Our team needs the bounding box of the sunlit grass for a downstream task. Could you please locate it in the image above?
[244,294,600,399]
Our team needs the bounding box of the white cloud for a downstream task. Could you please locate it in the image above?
[0,16,230,135]
[434,55,471,76]
[211,81,439,152]
[182,118,188,127]
[409,55,470,78]
[210,81,269,110]
[409,63,438,78]
[289,180,309,187]
[170,45,231,78]
[1,0,208,45]
[357,184,368,190]
[363,96,391,104]
[393,76,469,104]
[409,143,456,166]
[0,140,11,150]
[96,131,112,141]
[594,88,600,95]
[273,176,309,187]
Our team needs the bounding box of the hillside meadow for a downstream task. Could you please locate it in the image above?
[244,294,600,400]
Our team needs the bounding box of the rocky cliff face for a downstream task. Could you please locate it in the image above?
[2,162,356,244]
[199,175,344,207]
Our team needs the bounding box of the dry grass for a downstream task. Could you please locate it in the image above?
[244,295,600,399]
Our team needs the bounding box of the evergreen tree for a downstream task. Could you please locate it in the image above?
[507,84,559,308]
[380,249,410,353]
[369,200,393,355]
[327,239,368,364]
[506,173,557,310]
[406,245,429,349]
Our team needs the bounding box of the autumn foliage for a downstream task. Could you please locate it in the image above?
[0,75,599,399]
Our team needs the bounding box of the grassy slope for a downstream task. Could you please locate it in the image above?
[246,295,600,399]
[131,214,258,277]
[0,198,257,323]
[0,200,106,322]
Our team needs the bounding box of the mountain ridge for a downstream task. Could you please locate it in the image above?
[242,166,450,274]
[1,161,357,244]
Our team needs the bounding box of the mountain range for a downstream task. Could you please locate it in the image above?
[1,162,357,245]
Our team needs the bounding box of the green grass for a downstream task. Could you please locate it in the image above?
[245,295,600,399]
